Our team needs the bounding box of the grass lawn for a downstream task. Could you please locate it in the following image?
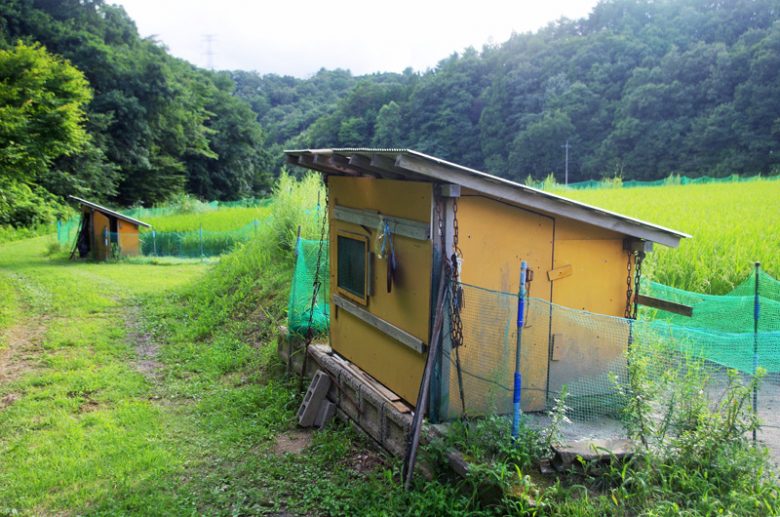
[0,237,208,513]
[1,173,777,516]
[0,236,471,516]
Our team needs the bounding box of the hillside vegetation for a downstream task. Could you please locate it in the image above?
[4,0,780,235]
[239,0,780,182]
[1,0,271,219]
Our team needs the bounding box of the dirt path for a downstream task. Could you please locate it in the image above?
[124,304,163,382]
[0,316,47,384]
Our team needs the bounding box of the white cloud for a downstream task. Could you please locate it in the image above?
[115,0,600,77]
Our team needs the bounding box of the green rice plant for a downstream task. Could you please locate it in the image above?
[141,205,272,232]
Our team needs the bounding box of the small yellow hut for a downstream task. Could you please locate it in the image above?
[69,196,151,260]
[286,149,689,421]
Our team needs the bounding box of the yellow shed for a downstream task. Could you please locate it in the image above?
[68,196,151,260]
[286,149,689,422]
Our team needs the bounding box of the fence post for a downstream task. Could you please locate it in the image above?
[152,230,157,256]
[753,261,760,444]
[512,260,528,440]
[199,224,204,259]
[57,219,62,243]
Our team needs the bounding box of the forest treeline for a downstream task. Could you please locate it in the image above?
[1,0,271,227]
[241,0,780,183]
[2,0,780,228]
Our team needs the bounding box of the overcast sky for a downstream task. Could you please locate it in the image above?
[114,0,601,78]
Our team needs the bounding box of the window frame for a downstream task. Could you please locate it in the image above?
[336,230,370,305]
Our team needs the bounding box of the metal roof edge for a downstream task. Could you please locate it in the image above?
[284,148,691,247]
[68,196,152,228]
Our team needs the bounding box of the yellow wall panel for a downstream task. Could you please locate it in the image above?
[117,220,140,256]
[551,238,627,316]
[548,220,631,401]
[455,194,554,412]
[328,177,433,405]
[92,211,110,261]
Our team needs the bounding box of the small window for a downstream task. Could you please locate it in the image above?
[337,232,368,304]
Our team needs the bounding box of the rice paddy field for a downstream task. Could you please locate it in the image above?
[139,205,274,232]
[557,178,780,294]
[52,177,778,291]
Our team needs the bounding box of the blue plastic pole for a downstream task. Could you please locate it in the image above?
[512,260,528,440]
[753,261,760,444]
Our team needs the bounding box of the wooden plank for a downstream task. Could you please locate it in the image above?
[547,264,573,282]
[636,294,693,317]
[347,154,401,179]
[329,350,406,404]
[313,154,360,176]
[333,204,431,241]
[343,362,401,401]
[333,294,427,354]
[391,400,412,414]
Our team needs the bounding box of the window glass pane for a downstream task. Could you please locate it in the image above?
[337,235,366,298]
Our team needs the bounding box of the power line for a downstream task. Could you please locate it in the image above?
[561,139,571,185]
[202,34,216,70]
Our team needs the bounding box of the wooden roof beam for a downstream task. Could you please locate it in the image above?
[313,154,361,176]
[369,154,427,181]
[296,154,335,176]
[348,154,400,179]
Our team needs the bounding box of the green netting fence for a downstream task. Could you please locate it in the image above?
[137,221,263,257]
[287,248,779,430]
[122,197,272,219]
[443,280,779,421]
[57,200,273,258]
[288,238,330,336]
[529,173,780,191]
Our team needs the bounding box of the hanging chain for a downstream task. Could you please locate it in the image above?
[624,246,645,320]
[625,249,635,320]
[449,198,464,349]
[632,250,645,320]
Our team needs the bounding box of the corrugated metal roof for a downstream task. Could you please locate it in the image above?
[285,148,690,248]
[68,196,151,228]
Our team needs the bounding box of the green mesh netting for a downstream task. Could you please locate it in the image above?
[284,245,778,429]
[138,222,261,257]
[57,218,80,247]
[59,218,265,257]
[529,173,780,190]
[441,278,779,422]
[287,239,330,336]
[646,270,780,334]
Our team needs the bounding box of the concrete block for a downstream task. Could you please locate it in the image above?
[297,370,332,427]
[315,400,336,428]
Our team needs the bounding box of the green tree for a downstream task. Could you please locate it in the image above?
[0,41,91,183]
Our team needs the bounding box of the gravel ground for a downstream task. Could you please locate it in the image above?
[524,369,780,468]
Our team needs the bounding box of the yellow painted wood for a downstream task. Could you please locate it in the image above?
[91,210,110,261]
[328,176,433,405]
[455,194,554,412]
[547,218,631,401]
[551,239,626,316]
[547,264,573,282]
[117,220,140,256]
